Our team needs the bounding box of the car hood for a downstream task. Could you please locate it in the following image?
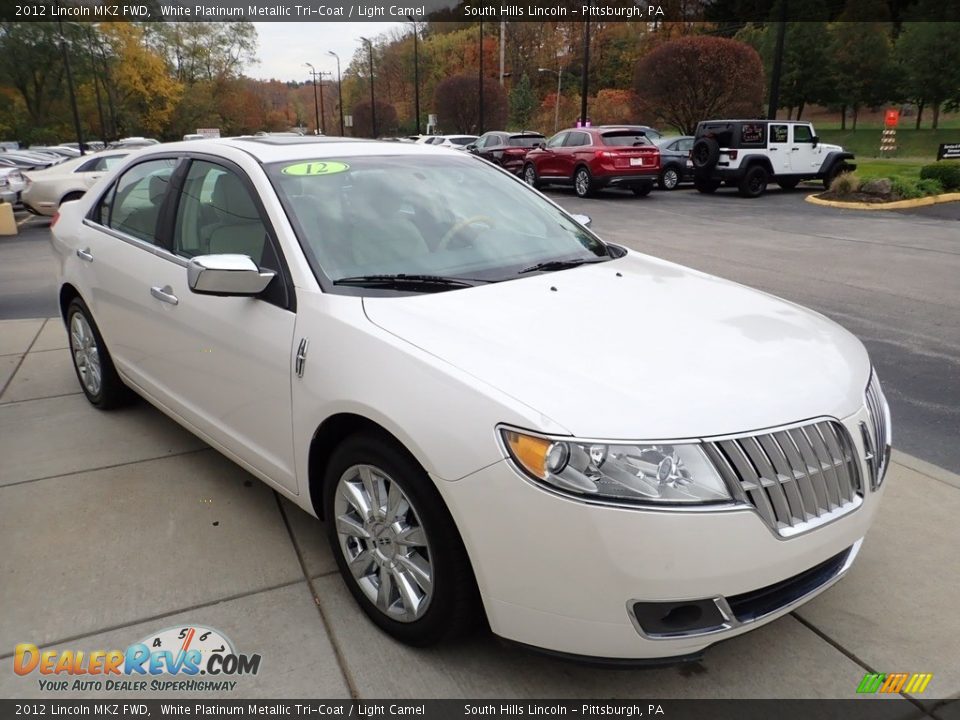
[822,143,845,153]
[362,252,870,439]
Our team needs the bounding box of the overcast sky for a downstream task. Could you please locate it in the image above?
[248,22,404,82]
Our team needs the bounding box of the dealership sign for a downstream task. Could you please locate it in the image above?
[937,143,960,160]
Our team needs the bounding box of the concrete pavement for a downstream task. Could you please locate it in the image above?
[1,318,958,712]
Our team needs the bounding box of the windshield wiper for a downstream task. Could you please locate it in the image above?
[332,274,488,291]
[519,258,609,275]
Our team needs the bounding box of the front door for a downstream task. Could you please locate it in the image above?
[791,124,821,175]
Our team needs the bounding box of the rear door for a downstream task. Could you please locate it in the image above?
[768,124,792,174]
[561,131,592,178]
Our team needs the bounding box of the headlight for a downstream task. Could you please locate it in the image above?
[500,428,732,505]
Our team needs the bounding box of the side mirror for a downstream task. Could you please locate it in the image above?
[466,144,478,152]
[187,254,275,296]
[571,213,592,228]
[811,135,820,147]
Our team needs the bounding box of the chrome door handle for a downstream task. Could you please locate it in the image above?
[76,248,94,262]
[150,285,179,306]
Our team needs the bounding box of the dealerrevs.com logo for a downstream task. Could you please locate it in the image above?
[14,625,261,693]
[856,672,934,694]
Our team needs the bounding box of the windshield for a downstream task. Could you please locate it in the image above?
[267,154,609,291]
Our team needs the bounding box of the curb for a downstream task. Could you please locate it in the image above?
[892,450,960,490]
[806,191,960,211]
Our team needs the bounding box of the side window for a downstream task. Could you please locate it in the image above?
[740,123,766,146]
[173,160,277,270]
[76,157,103,173]
[107,158,177,244]
[546,132,567,149]
[564,132,590,147]
[486,135,501,148]
[770,124,789,144]
[677,138,694,152]
[793,125,814,143]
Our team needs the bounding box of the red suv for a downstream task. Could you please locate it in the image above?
[522,127,660,198]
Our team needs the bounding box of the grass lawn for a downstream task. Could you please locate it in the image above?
[854,158,927,180]
[818,128,960,160]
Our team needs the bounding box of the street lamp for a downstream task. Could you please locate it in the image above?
[304,62,321,135]
[406,17,421,135]
[478,20,484,135]
[580,19,591,128]
[358,36,377,138]
[326,50,345,136]
[538,67,563,133]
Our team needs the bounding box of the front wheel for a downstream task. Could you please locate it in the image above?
[522,163,541,189]
[574,166,594,198]
[324,433,480,646]
[66,298,132,409]
[659,166,681,191]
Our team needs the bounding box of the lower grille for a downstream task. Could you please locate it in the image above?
[726,547,851,622]
[704,420,863,536]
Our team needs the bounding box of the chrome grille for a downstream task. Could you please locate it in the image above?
[864,373,891,489]
[705,420,863,536]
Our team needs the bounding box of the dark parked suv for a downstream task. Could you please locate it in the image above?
[690,119,855,198]
[522,127,660,198]
[468,131,546,175]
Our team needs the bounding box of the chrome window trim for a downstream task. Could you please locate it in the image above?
[626,539,862,641]
[82,217,188,268]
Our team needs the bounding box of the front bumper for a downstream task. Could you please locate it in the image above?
[435,407,884,660]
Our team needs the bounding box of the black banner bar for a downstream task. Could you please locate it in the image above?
[0,699,936,720]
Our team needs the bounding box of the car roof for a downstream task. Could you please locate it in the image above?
[699,119,810,124]
[126,136,479,164]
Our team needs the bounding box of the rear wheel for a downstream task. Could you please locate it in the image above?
[325,432,480,646]
[522,163,540,189]
[573,166,594,198]
[738,165,769,198]
[694,177,721,194]
[659,166,681,191]
[66,298,132,409]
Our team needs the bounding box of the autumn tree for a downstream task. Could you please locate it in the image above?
[352,99,398,138]
[634,36,765,134]
[434,74,507,133]
[509,73,537,129]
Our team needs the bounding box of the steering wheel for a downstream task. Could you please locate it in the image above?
[437,215,495,251]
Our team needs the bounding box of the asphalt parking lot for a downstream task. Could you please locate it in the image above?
[1,193,959,712]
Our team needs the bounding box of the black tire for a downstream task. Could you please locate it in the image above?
[694,177,721,194]
[823,162,851,190]
[632,183,653,197]
[777,178,800,190]
[691,137,720,171]
[60,191,85,206]
[324,432,480,647]
[66,298,132,409]
[573,166,594,198]
[658,166,682,191]
[738,165,769,198]
[522,163,541,189]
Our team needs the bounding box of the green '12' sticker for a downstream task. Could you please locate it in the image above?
[281,161,349,176]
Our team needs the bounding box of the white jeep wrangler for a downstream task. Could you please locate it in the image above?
[690,119,856,198]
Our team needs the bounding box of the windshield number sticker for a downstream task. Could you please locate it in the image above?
[281,161,349,176]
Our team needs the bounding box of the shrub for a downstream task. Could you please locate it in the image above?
[891,178,923,200]
[919,164,960,191]
[829,171,861,195]
[916,178,945,196]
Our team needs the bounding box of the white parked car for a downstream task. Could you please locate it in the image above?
[51,138,891,661]
[22,151,131,216]
[418,134,478,150]
[0,167,26,204]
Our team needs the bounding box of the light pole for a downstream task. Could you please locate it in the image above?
[304,62,321,135]
[359,36,377,138]
[326,50,345,136]
[406,17,421,135]
[478,20,484,134]
[580,19,590,127]
[57,16,85,154]
[538,68,563,133]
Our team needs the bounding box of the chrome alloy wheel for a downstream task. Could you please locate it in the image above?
[575,169,590,196]
[524,165,537,186]
[70,312,102,396]
[334,464,434,622]
[662,168,679,190]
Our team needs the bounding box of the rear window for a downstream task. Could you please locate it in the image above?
[507,135,545,147]
[601,132,653,147]
[448,137,475,146]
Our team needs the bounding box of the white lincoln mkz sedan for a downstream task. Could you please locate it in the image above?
[51,136,891,662]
